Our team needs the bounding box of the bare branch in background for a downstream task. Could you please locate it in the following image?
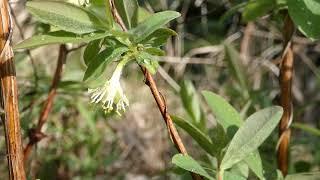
[23,45,67,163]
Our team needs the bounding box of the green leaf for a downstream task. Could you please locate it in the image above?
[244,151,265,180]
[230,162,249,179]
[224,171,247,180]
[220,2,247,23]
[172,154,215,180]
[172,116,218,156]
[288,0,320,40]
[90,0,104,5]
[208,124,228,157]
[114,0,139,29]
[14,31,110,50]
[135,51,159,74]
[129,11,180,43]
[83,47,128,82]
[242,0,275,21]
[144,48,165,56]
[180,80,204,127]
[224,43,249,99]
[84,39,102,66]
[103,0,114,27]
[27,1,106,34]
[285,172,320,180]
[87,4,113,28]
[292,123,320,136]
[202,91,264,179]
[202,91,242,136]
[138,7,152,22]
[220,106,283,170]
[276,169,285,180]
[140,28,177,47]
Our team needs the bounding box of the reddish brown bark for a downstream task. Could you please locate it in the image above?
[0,1,27,179]
[24,45,67,163]
[277,14,295,176]
[109,1,201,179]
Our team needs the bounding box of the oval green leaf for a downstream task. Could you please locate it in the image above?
[84,39,102,66]
[14,31,110,50]
[27,1,106,34]
[202,91,242,136]
[129,11,180,43]
[140,28,177,47]
[172,116,218,156]
[288,0,320,40]
[114,0,139,29]
[172,154,215,180]
[220,106,283,170]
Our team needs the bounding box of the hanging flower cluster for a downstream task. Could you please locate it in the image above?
[88,58,130,115]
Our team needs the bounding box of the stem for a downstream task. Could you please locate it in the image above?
[23,45,67,163]
[277,14,295,176]
[109,1,202,179]
[0,1,26,179]
[217,170,223,180]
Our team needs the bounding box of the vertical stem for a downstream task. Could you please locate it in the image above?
[0,1,26,179]
[108,1,202,179]
[240,22,254,66]
[24,45,67,163]
[277,14,295,176]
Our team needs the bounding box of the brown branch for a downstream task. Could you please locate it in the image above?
[0,1,27,179]
[23,45,67,163]
[240,22,254,66]
[277,14,295,176]
[109,1,201,179]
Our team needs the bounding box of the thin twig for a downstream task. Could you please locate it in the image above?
[240,22,254,66]
[109,1,202,179]
[23,45,67,163]
[277,14,295,176]
[0,1,26,179]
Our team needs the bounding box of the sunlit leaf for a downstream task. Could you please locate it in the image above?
[172,154,215,180]
[180,80,205,129]
[242,0,275,21]
[14,31,110,50]
[129,11,180,42]
[172,116,217,156]
[114,0,139,29]
[140,28,177,47]
[27,1,107,34]
[202,91,242,135]
[220,106,283,170]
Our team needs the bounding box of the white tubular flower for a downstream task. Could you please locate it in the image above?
[88,59,129,115]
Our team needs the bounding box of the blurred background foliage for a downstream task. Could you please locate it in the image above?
[0,0,319,179]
